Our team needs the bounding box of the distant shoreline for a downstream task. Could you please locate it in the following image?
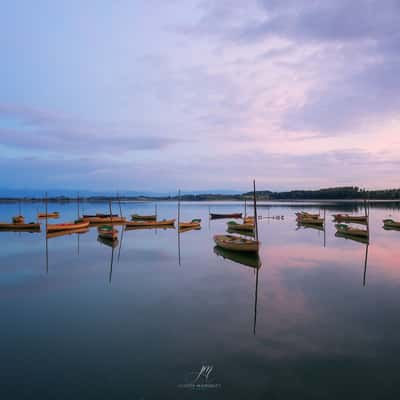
[1,186,400,202]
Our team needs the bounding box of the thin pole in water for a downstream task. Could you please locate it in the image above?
[77,192,80,220]
[253,180,258,242]
[117,192,123,218]
[324,207,326,248]
[155,203,157,219]
[45,192,48,274]
[363,244,369,287]
[244,199,247,218]
[178,189,181,266]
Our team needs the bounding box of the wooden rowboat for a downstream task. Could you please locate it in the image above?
[296,211,320,219]
[210,213,242,220]
[0,222,41,231]
[227,221,254,231]
[125,219,175,228]
[179,219,201,229]
[227,227,255,238]
[38,212,60,218]
[12,215,25,224]
[297,216,324,225]
[131,214,157,221]
[383,219,400,229]
[214,234,259,253]
[97,225,118,240]
[243,216,255,224]
[46,220,89,232]
[333,214,367,224]
[82,216,126,224]
[335,223,368,238]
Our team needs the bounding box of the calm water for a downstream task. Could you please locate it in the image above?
[1,200,400,399]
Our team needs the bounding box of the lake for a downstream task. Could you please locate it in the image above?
[0,200,400,399]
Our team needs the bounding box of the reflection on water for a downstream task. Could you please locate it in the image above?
[0,200,400,399]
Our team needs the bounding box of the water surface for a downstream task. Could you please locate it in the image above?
[1,201,400,399]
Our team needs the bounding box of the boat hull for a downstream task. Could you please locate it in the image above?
[0,223,41,231]
[131,214,157,221]
[210,213,242,219]
[213,234,259,253]
[46,221,90,232]
[125,219,175,228]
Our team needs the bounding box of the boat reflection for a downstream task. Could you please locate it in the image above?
[214,246,261,334]
[335,231,369,245]
[214,246,261,269]
[296,222,324,232]
[179,226,201,234]
[46,228,89,239]
[97,236,118,283]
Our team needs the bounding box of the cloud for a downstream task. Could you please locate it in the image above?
[0,104,181,153]
[186,0,400,134]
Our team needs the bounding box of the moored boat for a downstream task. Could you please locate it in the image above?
[296,211,320,219]
[97,236,119,248]
[131,214,157,221]
[333,214,367,224]
[179,219,201,229]
[243,216,255,224]
[12,215,25,224]
[383,219,400,229]
[46,220,89,232]
[210,213,242,219]
[297,216,324,225]
[227,220,254,231]
[97,225,118,240]
[335,231,369,245]
[335,223,368,238]
[0,222,41,231]
[38,212,60,218]
[125,218,175,228]
[214,234,259,253]
[82,216,126,224]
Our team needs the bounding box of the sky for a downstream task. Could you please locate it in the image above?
[0,0,399,193]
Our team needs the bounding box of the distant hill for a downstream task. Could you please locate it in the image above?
[1,186,400,201]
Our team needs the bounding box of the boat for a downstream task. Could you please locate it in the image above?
[296,216,324,225]
[46,220,90,232]
[82,213,119,218]
[47,228,89,239]
[97,225,118,241]
[81,216,126,224]
[210,213,242,219]
[0,222,41,231]
[296,211,320,219]
[214,246,261,269]
[335,223,368,238]
[179,219,201,229]
[125,218,175,228]
[12,215,25,224]
[383,219,400,229]
[333,214,367,224]
[243,216,255,224]
[38,212,60,218]
[214,234,259,253]
[227,220,254,231]
[131,214,157,221]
